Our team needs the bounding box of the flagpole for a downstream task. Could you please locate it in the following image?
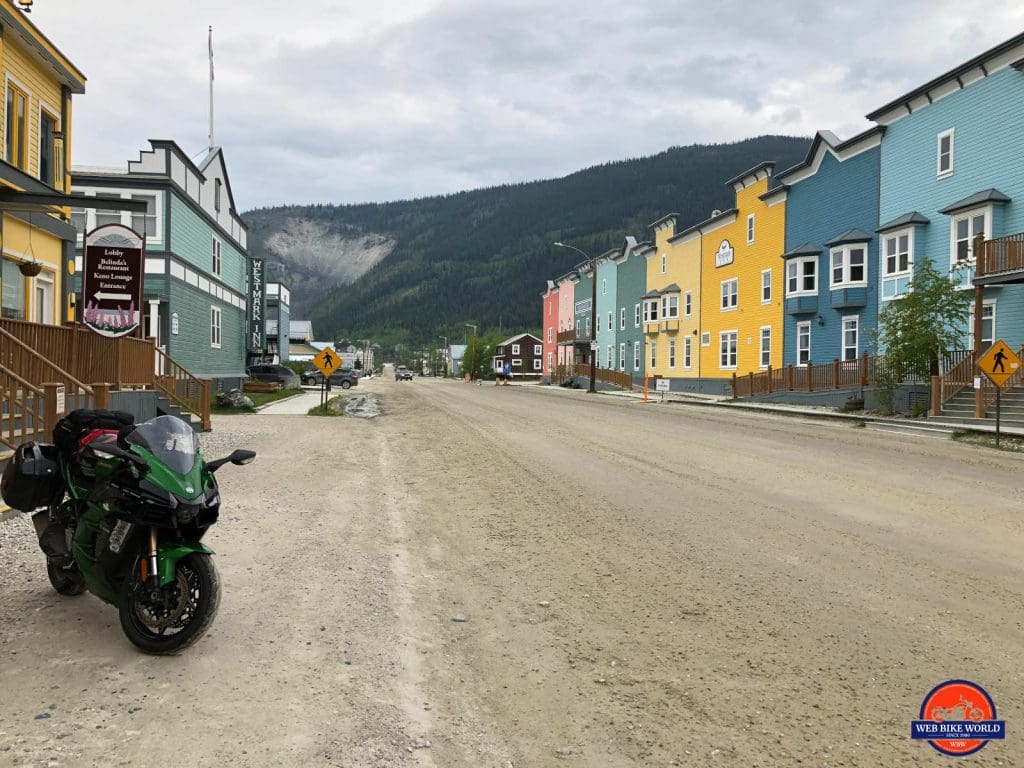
[208,25,214,151]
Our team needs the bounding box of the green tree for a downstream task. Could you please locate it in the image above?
[873,258,971,411]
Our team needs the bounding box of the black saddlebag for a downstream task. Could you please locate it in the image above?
[1,442,62,512]
[52,409,135,459]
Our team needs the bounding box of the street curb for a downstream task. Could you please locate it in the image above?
[253,391,312,412]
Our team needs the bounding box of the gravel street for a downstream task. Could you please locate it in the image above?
[2,375,1022,767]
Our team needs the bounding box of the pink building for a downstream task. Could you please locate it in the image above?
[556,272,577,369]
[541,281,559,382]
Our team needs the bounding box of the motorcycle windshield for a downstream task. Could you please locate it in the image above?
[125,415,198,474]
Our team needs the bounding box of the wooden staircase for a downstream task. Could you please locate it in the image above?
[932,385,1024,430]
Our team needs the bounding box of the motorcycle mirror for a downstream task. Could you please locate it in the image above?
[230,450,256,465]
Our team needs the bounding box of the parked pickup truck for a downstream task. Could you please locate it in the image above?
[395,365,414,381]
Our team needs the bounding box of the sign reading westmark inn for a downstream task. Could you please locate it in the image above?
[81,224,144,338]
[248,256,265,353]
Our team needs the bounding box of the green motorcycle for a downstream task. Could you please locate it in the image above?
[1,410,254,654]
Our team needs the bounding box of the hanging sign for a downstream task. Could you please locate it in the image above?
[81,224,144,337]
[248,256,266,353]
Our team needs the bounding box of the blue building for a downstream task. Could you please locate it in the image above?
[770,129,883,366]
[869,32,1024,352]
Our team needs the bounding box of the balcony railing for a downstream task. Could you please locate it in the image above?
[976,232,1024,281]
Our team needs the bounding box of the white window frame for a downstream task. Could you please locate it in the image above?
[796,321,811,366]
[842,316,859,362]
[618,342,626,370]
[534,343,542,356]
[937,128,954,178]
[607,311,613,331]
[759,326,771,369]
[171,312,179,335]
[683,336,692,369]
[634,303,641,328]
[512,358,522,367]
[210,306,222,349]
[882,228,914,299]
[602,278,607,295]
[533,358,542,371]
[607,344,613,369]
[720,278,738,311]
[829,244,868,288]
[633,341,641,371]
[131,193,158,239]
[701,332,710,347]
[950,206,991,265]
[968,300,996,351]
[619,307,625,330]
[70,188,165,246]
[747,213,755,244]
[761,269,772,304]
[684,291,692,318]
[644,298,659,323]
[662,293,679,319]
[546,351,553,372]
[547,328,553,343]
[719,331,737,370]
[650,339,657,369]
[668,338,676,369]
[660,253,667,274]
[786,257,817,296]
[512,343,520,355]
[212,236,222,277]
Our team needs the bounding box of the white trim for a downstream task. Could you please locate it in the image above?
[684,290,692,317]
[829,244,868,288]
[720,278,738,311]
[777,130,883,185]
[937,128,954,179]
[796,321,811,366]
[949,205,992,266]
[660,253,667,274]
[683,335,692,370]
[746,213,755,244]
[210,305,222,348]
[761,269,772,304]
[619,307,625,330]
[786,257,818,297]
[881,227,914,299]
[759,325,772,369]
[719,330,738,370]
[841,315,859,362]
[633,340,640,371]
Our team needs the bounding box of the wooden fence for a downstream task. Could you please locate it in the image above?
[729,353,932,399]
[554,363,633,391]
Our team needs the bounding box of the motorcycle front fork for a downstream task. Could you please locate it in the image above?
[139,527,160,591]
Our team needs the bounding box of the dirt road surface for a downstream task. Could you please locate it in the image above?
[2,376,1022,767]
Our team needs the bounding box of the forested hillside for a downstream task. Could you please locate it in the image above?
[244,135,809,348]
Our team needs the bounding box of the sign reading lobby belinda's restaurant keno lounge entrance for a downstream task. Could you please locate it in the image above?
[82,224,145,338]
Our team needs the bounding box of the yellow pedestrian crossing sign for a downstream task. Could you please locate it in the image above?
[977,339,1021,388]
[312,347,341,378]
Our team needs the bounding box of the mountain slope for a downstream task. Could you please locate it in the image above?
[244,135,810,347]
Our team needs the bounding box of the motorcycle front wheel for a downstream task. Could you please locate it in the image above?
[118,553,220,655]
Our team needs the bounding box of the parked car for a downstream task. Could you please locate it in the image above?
[246,364,300,389]
[395,365,413,381]
[301,369,359,389]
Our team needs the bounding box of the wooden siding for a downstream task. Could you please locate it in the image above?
[698,178,785,378]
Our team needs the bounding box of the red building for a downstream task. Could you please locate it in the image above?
[541,281,559,382]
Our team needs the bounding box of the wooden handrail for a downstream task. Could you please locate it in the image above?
[936,351,976,412]
[0,364,45,451]
[153,346,212,431]
[0,324,93,397]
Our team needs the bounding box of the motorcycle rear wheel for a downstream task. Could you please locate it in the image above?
[118,553,220,655]
[46,557,87,596]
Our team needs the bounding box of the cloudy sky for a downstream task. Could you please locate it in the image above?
[29,1,1024,211]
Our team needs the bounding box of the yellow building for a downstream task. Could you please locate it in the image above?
[697,163,785,382]
[643,213,702,381]
[0,1,83,324]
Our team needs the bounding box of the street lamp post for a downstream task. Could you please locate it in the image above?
[464,323,478,379]
[554,241,598,393]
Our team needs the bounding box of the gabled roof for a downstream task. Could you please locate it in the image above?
[774,128,884,185]
[668,208,739,244]
[825,229,873,247]
[876,212,930,233]
[198,146,241,217]
[660,283,681,293]
[642,289,661,299]
[780,242,822,259]
[866,32,1024,122]
[938,188,1011,215]
[726,161,774,188]
[498,333,542,347]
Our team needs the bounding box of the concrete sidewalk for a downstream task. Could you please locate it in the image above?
[256,389,322,415]
[527,381,1024,438]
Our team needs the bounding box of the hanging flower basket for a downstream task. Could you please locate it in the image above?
[18,261,43,277]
